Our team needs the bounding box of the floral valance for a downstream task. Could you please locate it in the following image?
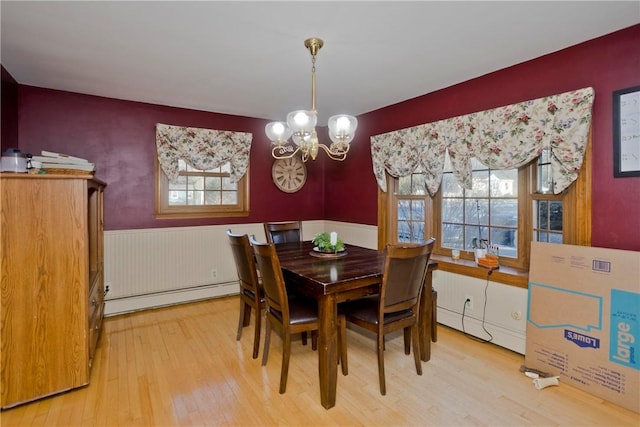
[156,123,252,183]
[371,87,595,195]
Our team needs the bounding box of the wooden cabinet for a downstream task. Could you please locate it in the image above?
[0,174,106,409]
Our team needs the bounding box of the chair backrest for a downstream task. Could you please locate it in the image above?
[226,230,261,298]
[381,238,436,314]
[263,221,302,244]
[249,236,289,321]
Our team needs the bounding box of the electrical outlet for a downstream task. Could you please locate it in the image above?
[211,269,218,280]
[465,295,474,310]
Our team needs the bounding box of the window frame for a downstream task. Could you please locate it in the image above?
[155,157,250,219]
[377,132,592,287]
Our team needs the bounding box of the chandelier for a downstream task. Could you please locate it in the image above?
[265,38,358,162]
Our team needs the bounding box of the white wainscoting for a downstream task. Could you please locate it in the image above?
[104,224,257,315]
[433,270,528,354]
[104,221,527,354]
[103,220,374,316]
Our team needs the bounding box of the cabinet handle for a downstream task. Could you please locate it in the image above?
[92,297,97,306]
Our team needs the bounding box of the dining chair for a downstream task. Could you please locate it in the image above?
[263,221,302,244]
[249,236,346,393]
[339,238,436,395]
[227,229,264,359]
[263,221,314,345]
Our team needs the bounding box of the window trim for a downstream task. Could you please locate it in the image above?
[377,131,592,287]
[155,157,250,219]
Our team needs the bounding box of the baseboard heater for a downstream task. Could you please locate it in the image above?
[104,281,238,317]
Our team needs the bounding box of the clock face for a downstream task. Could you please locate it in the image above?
[272,157,307,193]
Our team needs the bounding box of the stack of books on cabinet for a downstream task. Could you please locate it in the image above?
[32,150,95,174]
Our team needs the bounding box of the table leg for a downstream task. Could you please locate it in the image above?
[419,270,433,362]
[317,295,338,409]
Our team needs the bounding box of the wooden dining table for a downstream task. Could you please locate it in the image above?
[275,240,438,409]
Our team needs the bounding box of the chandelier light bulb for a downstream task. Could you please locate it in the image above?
[265,121,292,143]
[294,112,310,126]
[273,122,285,134]
[335,116,351,130]
[287,110,317,135]
[328,114,358,145]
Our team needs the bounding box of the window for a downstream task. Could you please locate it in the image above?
[532,149,564,244]
[392,154,527,269]
[440,155,519,259]
[382,141,591,276]
[156,158,249,219]
[397,174,427,242]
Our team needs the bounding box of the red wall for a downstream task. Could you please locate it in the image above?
[324,24,640,251]
[13,25,640,251]
[1,65,19,150]
[17,88,326,230]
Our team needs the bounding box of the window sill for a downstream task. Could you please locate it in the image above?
[155,211,250,219]
[431,255,529,288]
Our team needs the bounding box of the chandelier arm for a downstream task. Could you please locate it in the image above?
[330,142,350,155]
[272,145,301,160]
[317,143,348,161]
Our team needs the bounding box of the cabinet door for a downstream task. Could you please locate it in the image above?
[1,177,89,408]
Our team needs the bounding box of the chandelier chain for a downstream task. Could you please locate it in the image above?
[311,51,317,112]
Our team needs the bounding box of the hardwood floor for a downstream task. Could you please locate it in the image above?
[2,296,638,426]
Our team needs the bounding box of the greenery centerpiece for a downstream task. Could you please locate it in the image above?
[312,232,345,253]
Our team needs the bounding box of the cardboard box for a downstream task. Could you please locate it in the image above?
[526,242,639,413]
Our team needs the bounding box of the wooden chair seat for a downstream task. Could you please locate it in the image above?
[268,299,319,325]
[343,296,414,324]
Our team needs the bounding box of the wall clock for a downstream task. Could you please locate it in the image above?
[272,157,307,193]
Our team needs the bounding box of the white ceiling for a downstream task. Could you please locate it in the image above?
[2,1,638,126]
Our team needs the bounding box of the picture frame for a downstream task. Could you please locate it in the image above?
[613,85,640,177]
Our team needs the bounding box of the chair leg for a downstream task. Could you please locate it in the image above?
[311,330,318,351]
[412,324,423,376]
[403,327,411,355]
[251,307,261,359]
[301,331,308,345]
[279,332,292,394]
[377,331,386,395]
[262,318,272,366]
[236,300,247,340]
[338,315,348,375]
[244,305,253,326]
